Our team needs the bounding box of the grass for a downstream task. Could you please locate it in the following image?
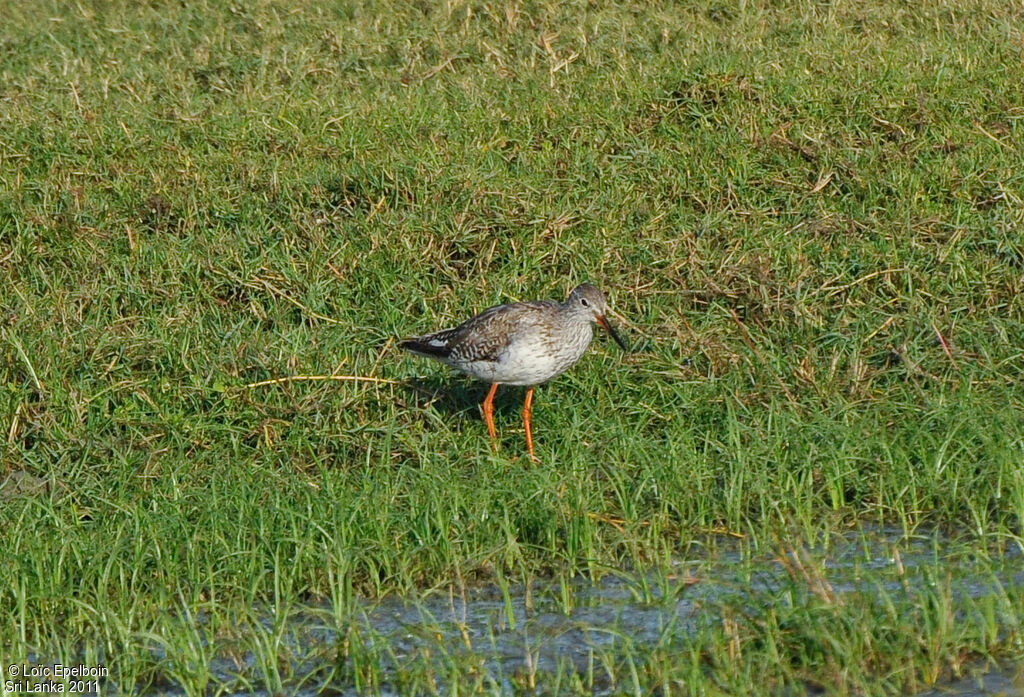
[1,0,1023,693]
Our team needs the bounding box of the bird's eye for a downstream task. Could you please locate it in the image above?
[579,297,590,308]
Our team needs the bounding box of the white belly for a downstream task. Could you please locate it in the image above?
[448,327,592,386]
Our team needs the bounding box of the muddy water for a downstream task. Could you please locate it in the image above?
[334,530,1024,695]
[917,665,1024,696]
[151,527,1024,696]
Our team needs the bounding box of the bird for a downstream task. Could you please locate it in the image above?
[400,283,627,462]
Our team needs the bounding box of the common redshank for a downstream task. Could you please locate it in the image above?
[400,283,627,462]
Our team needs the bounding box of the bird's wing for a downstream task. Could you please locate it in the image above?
[402,301,557,363]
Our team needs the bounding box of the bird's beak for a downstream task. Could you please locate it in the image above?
[597,315,628,351]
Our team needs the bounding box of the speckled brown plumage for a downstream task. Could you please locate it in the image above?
[402,301,560,366]
[400,283,627,462]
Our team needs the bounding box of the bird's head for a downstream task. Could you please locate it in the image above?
[566,283,628,351]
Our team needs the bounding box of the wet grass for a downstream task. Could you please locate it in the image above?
[1,0,1023,693]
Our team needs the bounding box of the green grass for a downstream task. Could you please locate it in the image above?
[1,0,1023,693]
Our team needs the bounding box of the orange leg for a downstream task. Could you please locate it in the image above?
[522,386,539,463]
[482,383,499,451]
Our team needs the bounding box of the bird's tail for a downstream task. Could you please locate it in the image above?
[399,337,452,359]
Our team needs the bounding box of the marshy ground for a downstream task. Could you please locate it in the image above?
[1,0,1023,693]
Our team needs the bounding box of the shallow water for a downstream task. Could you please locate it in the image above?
[330,528,1024,694]
[917,663,1024,696]
[135,528,1024,694]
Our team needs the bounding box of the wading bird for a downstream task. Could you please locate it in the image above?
[400,283,627,462]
